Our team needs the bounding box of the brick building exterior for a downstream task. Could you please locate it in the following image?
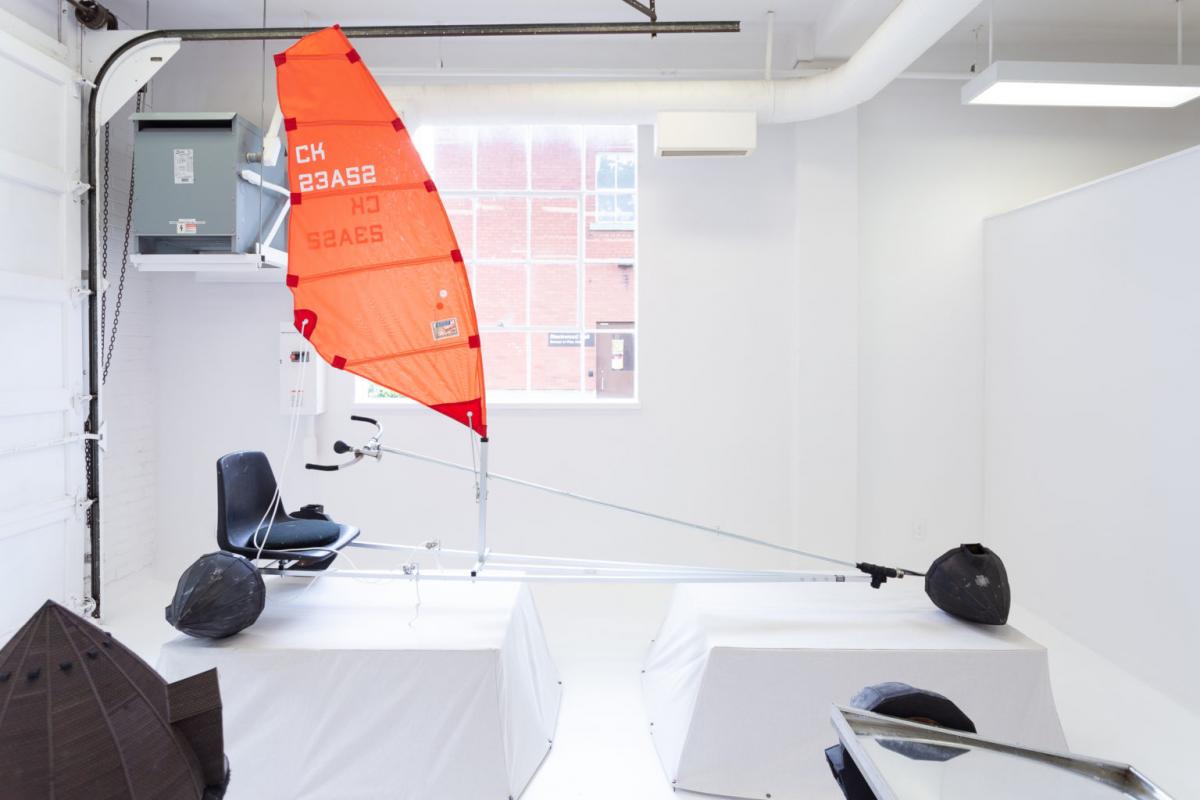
[368,125,637,399]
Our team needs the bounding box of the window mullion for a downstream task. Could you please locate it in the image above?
[578,126,587,394]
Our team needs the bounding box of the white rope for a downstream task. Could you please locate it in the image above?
[407,562,422,627]
[253,319,310,560]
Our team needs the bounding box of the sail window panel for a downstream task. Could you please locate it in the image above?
[289,191,456,272]
[288,125,428,187]
[473,264,528,328]
[475,196,529,260]
[529,263,579,328]
[531,126,583,191]
[276,58,394,123]
[481,332,529,391]
[476,126,529,191]
[584,263,636,329]
[531,196,580,259]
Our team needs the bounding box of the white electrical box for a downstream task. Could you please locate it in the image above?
[279,324,326,415]
[654,111,757,157]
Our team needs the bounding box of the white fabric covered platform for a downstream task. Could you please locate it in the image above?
[158,577,561,800]
[642,581,1066,800]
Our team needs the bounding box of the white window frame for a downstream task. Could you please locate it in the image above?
[591,151,636,231]
[354,124,639,409]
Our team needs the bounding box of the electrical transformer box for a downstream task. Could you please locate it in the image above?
[131,112,287,256]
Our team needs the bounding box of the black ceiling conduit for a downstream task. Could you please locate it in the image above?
[83,19,739,617]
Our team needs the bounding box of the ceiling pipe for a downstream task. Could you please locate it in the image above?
[384,0,981,124]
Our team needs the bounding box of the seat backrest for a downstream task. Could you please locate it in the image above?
[216,451,287,550]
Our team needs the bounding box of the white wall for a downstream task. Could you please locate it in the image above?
[128,37,1200,714]
[137,50,1200,583]
[793,110,859,562]
[985,146,1200,715]
[99,95,161,583]
[855,79,1200,571]
[150,124,834,581]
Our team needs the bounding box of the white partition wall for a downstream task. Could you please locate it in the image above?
[984,145,1200,714]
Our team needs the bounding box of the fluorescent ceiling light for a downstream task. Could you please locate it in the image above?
[963,61,1200,108]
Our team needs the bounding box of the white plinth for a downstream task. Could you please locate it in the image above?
[158,577,561,800]
[642,581,1066,800]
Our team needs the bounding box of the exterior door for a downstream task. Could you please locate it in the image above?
[595,327,636,399]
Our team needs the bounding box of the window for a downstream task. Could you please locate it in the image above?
[593,152,636,229]
[356,125,638,405]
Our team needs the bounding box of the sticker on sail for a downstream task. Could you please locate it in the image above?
[432,317,460,341]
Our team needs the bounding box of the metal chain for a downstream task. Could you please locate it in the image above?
[99,123,110,358]
[100,91,142,385]
[89,91,144,532]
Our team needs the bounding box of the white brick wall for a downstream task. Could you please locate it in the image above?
[99,101,158,583]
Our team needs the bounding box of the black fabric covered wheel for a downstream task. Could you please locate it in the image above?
[826,682,976,800]
[166,551,266,639]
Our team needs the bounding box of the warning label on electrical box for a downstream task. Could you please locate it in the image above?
[170,218,204,235]
[173,148,194,184]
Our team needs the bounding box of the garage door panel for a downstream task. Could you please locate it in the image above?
[0,41,69,166]
[0,292,67,387]
[0,412,71,504]
[0,518,70,639]
[0,184,65,279]
[0,16,86,619]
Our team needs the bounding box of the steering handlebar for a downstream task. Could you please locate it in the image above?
[305,415,384,471]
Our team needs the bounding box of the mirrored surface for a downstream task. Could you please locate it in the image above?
[832,707,1173,800]
[859,735,1139,799]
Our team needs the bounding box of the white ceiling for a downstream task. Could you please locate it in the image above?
[949,0,1198,45]
[111,0,836,28]
[105,0,1200,66]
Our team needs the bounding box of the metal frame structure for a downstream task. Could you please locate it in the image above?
[830,706,1175,800]
[257,415,886,586]
[84,17,740,616]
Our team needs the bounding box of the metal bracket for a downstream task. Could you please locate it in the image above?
[84,423,108,452]
[75,494,96,518]
[621,0,657,22]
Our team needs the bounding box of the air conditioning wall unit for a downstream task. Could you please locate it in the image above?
[654,111,757,157]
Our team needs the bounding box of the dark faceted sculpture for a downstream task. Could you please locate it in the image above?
[924,543,1011,625]
[167,551,266,639]
[0,600,230,799]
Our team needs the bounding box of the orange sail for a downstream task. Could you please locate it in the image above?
[275,26,487,436]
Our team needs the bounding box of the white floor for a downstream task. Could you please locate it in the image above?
[101,572,1200,800]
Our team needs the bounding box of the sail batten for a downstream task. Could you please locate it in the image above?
[276,26,487,435]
